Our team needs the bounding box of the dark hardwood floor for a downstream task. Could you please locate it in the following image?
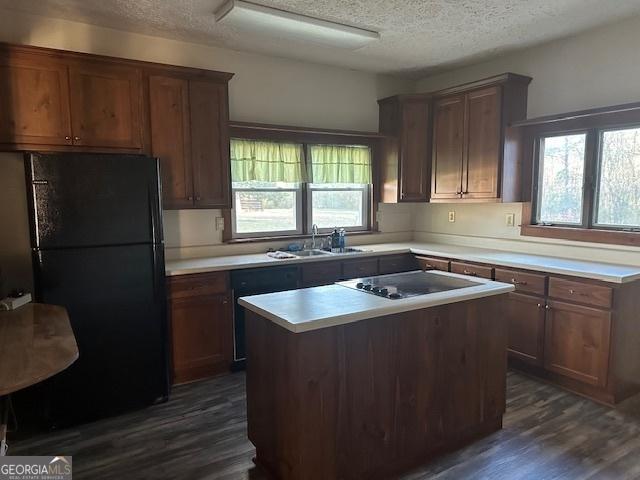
[9,371,640,479]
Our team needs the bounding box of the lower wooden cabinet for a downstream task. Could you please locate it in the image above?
[167,272,233,385]
[378,254,419,275]
[342,258,379,279]
[415,255,450,272]
[543,300,611,388]
[300,261,342,287]
[505,293,545,366]
[450,261,494,279]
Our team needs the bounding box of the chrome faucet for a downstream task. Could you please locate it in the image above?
[311,224,319,249]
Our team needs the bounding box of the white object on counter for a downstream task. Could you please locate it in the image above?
[0,293,32,311]
[266,251,298,259]
[238,270,514,333]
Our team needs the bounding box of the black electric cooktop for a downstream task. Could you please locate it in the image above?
[338,270,481,299]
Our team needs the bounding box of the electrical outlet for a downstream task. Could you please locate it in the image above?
[448,211,455,223]
[215,217,225,231]
[505,213,515,227]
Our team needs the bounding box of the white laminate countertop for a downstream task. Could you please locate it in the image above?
[165,241,640,284]
[238,270,515,333]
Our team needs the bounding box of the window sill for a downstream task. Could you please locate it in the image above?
[521,224,640,247]
[225,230,381,245]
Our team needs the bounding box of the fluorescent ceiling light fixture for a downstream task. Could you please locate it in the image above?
[215,0,379,49]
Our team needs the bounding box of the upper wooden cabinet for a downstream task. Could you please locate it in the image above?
[0,43,234,210]
[0,49,72,147]
[378,95,432,202]
[147,70,232,210]
[0,44,144,151]
[68,61,143,149]
[431,95,465,199]
[431,74,531,202]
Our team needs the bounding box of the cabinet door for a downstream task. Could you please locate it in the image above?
[505,293,545,366]
[0,52,72,146]
[149,75,194,209]
[463,86,501,199]
[68,61,143,149]
[544,301,611,387]
[342,258,379,279]
[170,292,233,385]
[190,80,231,208]
[399,101,430,201]
[431,95,464,199]
[378,254,419,275]
[300,261,342,287]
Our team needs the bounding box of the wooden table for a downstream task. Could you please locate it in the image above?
[0,304,78,455]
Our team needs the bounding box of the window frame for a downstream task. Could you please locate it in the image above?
[223,124,380,242]
[520,102,640,246]
[230,182,304,238]
[307,183,371,234]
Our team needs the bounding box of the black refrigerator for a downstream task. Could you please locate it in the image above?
[25,153,169,427]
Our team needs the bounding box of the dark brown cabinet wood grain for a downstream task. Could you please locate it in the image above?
[431,95,465,199]
[505,292,545,366]
[190,80,231,208]
[68,61,143,149]
[0,50,72,147]
[415,255,450,272]
[544,300,611,388]
[450,261,493,279]
[430,73,531,203]
[378,254,418,275]
[149,75,193,208]
[148,73,232,209]
[168,272,233,385]
[464,86,501,199]
[378,95,432,202]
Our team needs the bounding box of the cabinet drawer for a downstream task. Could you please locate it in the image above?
[342,258,379,279]
[301,261,342,287]
[378,254,419,275]
[450,261,493,279]
[548,277,612,309]
[495,268,546,296]
[167,272,229,299]
[415,256,450,272]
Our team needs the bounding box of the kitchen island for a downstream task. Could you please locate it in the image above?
[239,271,514,479]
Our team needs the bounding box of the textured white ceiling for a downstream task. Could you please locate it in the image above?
[2,0,640,77]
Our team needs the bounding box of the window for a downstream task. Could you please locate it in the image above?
[532,123,640,235]
[594,127,640,228]
[229,138,373,239]
[536,133,587,225]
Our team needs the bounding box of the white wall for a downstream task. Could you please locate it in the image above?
[0,9,413,274]
[413,15,640,264]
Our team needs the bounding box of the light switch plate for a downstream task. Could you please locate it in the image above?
[215,217,225,231]
[448,211,455,223]
[505,213,515,227]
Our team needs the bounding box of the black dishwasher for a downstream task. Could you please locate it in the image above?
[231,266,299,369]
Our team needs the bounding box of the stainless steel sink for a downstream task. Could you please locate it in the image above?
[293,249,332,257]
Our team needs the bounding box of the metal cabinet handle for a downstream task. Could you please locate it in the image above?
[73,136,80,141]
[511,278,527,285]
[187,196,193,201]
[196,195,201,201]
[424,264,435,270]
[64,135,71,140]
[537,303,543,308]
[463,270,477,276]
[568,289,575,294]
[545,305,551,310]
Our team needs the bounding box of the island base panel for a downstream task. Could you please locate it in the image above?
[245,296,507,480]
